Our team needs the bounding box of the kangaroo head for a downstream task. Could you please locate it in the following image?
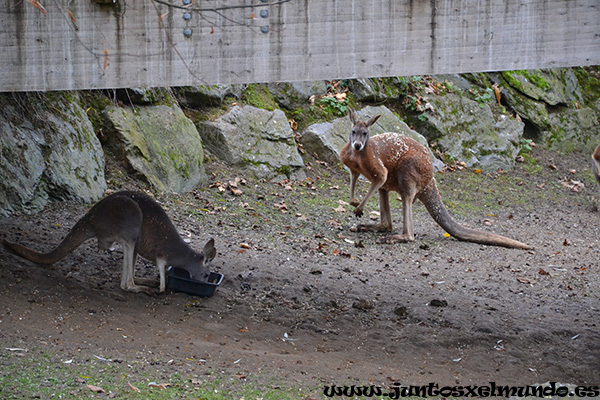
[348,109,381,152]
[178,238,216,282]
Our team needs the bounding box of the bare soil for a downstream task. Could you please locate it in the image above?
[1,147,599,396]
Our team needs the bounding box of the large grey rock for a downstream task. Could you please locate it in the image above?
[547,107,600,153]
[300,105,445,171]
[115,87,175,105]
[501,69,581,107]
[268,81,327,110]
[495,68,600,152]
[103,104,207,193]
[347,78,402,102]
[177,85,244,107]
[197,106,306,180]
[0,92,106,216]
[418,93,524,172]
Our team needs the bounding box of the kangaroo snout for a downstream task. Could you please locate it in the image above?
[353,142,363,151]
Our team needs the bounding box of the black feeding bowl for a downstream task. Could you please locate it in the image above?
[167,267,223,297]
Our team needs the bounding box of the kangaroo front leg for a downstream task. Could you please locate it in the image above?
[353,189,393,232]
[157,258,168,293]
[349,170,360,207]
[354,171,387,217]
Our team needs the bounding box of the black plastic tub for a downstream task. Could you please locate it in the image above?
[167,268,223,297]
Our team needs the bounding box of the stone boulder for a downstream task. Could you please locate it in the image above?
[495,69,600,152]
[115,87,175,106]
[176,85,245,107]
[268,81,328,110]
[196,106,306,181]
[300,105,445,171]
[103,104,207,193]
[416,93,524,172]
[0,92,106,216]
[346,78,402,103]
[501,69,581,107]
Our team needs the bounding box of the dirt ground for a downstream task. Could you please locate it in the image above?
[1,147,599,396]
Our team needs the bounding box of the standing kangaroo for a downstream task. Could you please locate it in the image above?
[3,191,217,294]
[339,109,531,250]
[592,144,600,195]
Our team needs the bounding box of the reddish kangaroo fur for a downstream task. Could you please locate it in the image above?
[3,191,217,294]
[592,144,600,194]
[340,109,531,250]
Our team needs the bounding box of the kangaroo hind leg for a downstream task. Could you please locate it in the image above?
[380,186,417,244]
[120,246,157,295]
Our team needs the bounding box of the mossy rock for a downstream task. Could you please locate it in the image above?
[196,106,305,181]
[103,104,207,192]
[501,69,581,106]
[0,92,106,215]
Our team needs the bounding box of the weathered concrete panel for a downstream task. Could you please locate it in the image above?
[1,0,599,91]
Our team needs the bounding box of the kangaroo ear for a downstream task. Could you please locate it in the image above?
[348,108,357,125]
[203,238,216,264]
[366,114,381,127]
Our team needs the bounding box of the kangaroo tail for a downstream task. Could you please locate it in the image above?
[419,179,532,250]
[3,218,95,264]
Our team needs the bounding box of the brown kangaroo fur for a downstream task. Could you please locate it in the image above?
[339,109,531,250]
[592,144,600,194]
[3,191,217,294]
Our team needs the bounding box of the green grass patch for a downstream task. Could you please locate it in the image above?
[0,349,315,399]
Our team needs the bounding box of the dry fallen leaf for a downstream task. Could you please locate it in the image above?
[492,83,502,104]
[86,385,106,393]
[148,382,171,390]
[274,202,288,212]
[517,277,536,285]
[333,206,346,213]
[561,179,584,192]
[327,219,343,230]
[230,187,243,196]
[127,382,141,393]
[333,249,351,258]
[334,92,347,102]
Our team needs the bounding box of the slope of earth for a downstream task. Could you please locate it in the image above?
[1,147,599,398]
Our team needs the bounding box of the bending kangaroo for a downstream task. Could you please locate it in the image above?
[3,191,217,294]
[339,109,531,250]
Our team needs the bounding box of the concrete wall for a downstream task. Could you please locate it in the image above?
[2,0,599,91]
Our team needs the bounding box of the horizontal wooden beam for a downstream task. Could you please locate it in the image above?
[2,0,599,92]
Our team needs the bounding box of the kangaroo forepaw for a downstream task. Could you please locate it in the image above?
[350,199,360,207]
[354,208,364,218]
